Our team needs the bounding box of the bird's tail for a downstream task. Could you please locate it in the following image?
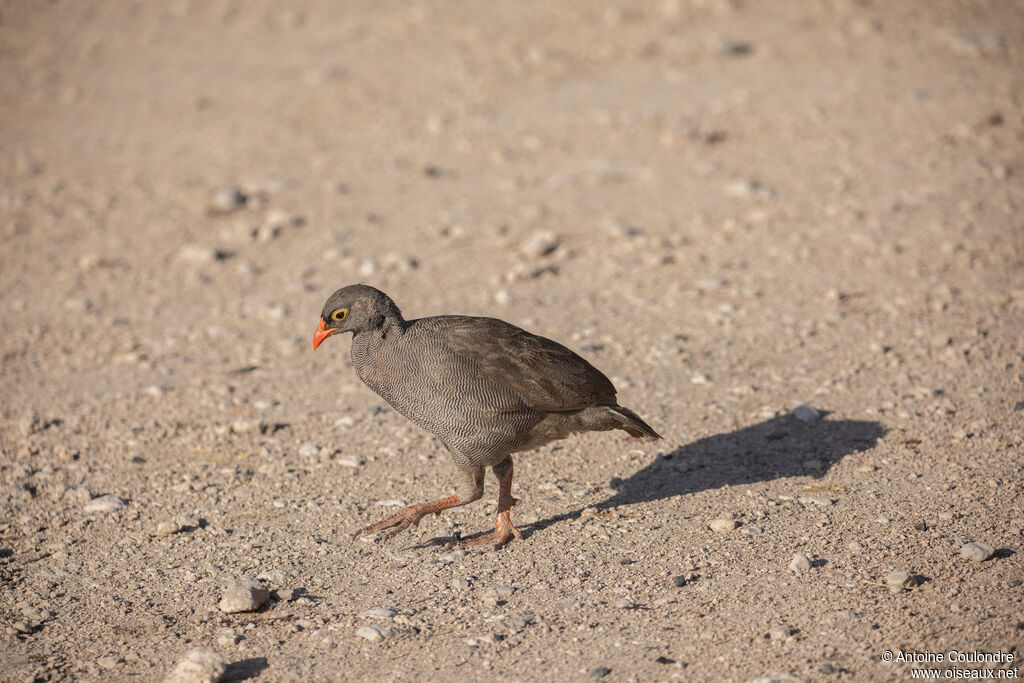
[608,405,662,440]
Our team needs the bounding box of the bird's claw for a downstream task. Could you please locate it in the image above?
[449,511,523,551]
[352,505,424,542]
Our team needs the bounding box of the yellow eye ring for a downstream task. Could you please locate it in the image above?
[331,309,347,322]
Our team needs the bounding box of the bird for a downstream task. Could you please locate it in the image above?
[312,284,661,550]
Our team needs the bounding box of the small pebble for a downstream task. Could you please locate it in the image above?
[254,211,291,242]
[721,39,754,56]
[218,577,270,613]
[673,575,687,587]
[154,521,181,536]
[230,419,261,434]
[438,550,467,564]
[358,607,398,620]
[176,244,227,265]
[510,612,535,629]
[591,666,612,678]
[495,584,515,599]
[799,495,833,507]
[215,628,240,647]
[768,624,794,640]
[164,647,226,683]
[98,655,122,669]
[84,495,126,513]
[451,577,471,590]
[614,597,635,609]
[18,409,43,437]
[520,230,560,258]
[960,541,995,562]
[356,624,393,642]
[298,443,321,458]
[256,569,293,584]
[793,404,821,424]
[336,455,364,468]
[209,186,247,214]
[886,570,913,592]
[789,553,812,572]
[709,517,738,532]
[696,278,726,291]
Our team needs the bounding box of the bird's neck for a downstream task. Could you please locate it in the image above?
[353,316,405,349]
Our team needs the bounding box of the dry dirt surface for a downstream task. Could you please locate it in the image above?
[2,1,1023,681]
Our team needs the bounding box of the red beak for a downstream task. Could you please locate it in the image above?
[312,318,335,351]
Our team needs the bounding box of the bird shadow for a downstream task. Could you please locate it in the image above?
[523,413,886,535]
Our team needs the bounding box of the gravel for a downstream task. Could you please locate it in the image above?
[3,3,1021,681]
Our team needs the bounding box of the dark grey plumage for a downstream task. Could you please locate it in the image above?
[314,284,660,548]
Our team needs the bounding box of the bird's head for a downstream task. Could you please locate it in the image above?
[313,284,403,350]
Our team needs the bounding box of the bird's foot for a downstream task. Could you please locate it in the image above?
[352,496,460,544]
[351,507,422,543]
[451,511,524,551]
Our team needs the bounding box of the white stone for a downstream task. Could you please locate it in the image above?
[709,518,738,532]
[164,647,226,683]
[793,404,821,424]
[788,553,812,572]
[520,230,560,258]
[356,624,393,642]
[960,541,995,562]
[84,495,126,513]
[218,577,269,613]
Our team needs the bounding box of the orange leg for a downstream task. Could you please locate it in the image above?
[456,459,524,551]
[352,495,462,543]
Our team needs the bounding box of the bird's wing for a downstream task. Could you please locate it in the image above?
[444,316,617,412]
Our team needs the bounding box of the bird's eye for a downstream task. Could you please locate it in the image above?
[331,309,347,322]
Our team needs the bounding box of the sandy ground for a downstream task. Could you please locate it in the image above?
[1,1,1023,681]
